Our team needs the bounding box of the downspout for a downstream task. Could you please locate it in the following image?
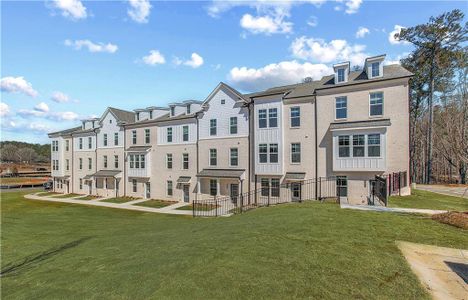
[71,135,74,193]
[314,95,318,200]
[123,126,126,196]
[94,129,98,194]
[247,101,252,195]
[196,113,200,201]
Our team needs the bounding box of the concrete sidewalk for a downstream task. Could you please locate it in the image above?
[340,203,447,215]
[416,184,468,198]
[24,193,193,216]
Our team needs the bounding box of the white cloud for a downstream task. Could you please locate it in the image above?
[388,25,410,45]
[0,76,38,97]
[355,26,369,38]
[0,102,10,117]
[174,53,204,68]
[28,123,52,133]
[240,12,292,35]
[307,16,318,27]
[64,39,118,53]
[142,50,166,66]
[34,102,50,113]
[384,52,410,65]
[127,0,151,23]
[344,0,362,14]
[229,60,332,91]
[51,91,70,103]
[49,111,79,121]
[290,36,367,66]
[51,0,87,20]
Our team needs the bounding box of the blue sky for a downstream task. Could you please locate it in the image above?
[1,0,465,143]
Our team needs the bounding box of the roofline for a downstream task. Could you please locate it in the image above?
[365,54,386,62]
[314,74,412,92]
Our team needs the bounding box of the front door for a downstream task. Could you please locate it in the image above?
[230,183,239,204]
[146,182,151,199]
[337,176,348,197]
[183,185,190,202]
[291,182,301,201]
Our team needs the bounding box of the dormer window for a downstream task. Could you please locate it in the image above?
[149,111,153,119]
[371,62,380,77]
[170,106,175,117]
[337,69,345,83]
[186,105,191,114]
[136,113,140,121]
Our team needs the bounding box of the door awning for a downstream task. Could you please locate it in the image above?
[196,169,245,179]
[177,176,191,183]
[284,172,306,181]
[91,170,122,178]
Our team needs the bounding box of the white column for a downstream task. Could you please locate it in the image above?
[197,177,201,194]
[216,179,220,196]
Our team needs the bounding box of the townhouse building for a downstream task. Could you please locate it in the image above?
[49,55,411,205]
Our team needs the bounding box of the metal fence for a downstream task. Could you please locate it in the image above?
[192,177,339,217]
[370,175,388,206]
[388,171,408,196]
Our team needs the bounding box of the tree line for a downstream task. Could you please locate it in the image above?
[397,9,467,184]
[0,141,51,164]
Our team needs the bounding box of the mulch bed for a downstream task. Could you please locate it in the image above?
[432,211,468,229]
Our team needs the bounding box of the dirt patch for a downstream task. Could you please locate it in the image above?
[432,211,468,229]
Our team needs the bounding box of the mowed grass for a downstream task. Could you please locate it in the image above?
[51,193,81,199]
[135,199,177,208]
[2,191,467,299]
[75,195,100,200]
[176,203,218,211]
[100,197,136,204]
[389,189,468,211]
[35,191,59,196]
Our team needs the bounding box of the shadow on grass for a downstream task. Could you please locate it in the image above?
[0,236,93,277]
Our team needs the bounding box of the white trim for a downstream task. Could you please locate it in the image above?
[369,91,384,118]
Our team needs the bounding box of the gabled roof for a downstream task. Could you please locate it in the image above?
[48,126,82,137]
[102,107,135,124]
[203,82,249,107]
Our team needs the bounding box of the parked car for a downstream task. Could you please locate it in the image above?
[43,180,53,190]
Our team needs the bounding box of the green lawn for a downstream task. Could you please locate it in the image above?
[35,191,59,196]
[100,197,136,204]
[134,199,177,209]
[1,190,467,299]
[51,193,81,199]
[389,189,468,211]
[176,203,218,211]
[74,195,100,200]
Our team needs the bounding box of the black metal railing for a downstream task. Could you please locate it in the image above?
[193,177,338,217]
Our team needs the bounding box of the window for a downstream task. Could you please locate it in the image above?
[183,126,189,142]
[352,135,365,157]
[210,119,217,136]
[270,144,278,163]
[66,140,69,151]
[336,97,347,119]
[149,111,153,119]
[114,155,118,168]
[136,112,140,121]
[109,119,112,124]
[66,159,69,171]
[130,155,134,168]
[103,155,108,168]
[170,106,175,117]
[88,158,92,170]
[261,178,270,196]
[114,133,119,146]
[79,138,83,149]
[271,179,280,197]
[337,176,348,197]
[140,155,145,169]
[230,117,238,134]
[103,134,108,146]
[79,158,83,169]
[135,155,140,168]
[268,108,278,128]
[186,105,191,114]
[259,144,268,163]
[79,179,83,190]
[258,109,267,128]
[371,62,380,77]
[132,179,137,193]
[368,134,381,157]
[88,137,92,149]
[290,107,300,127]
[338,136,350,157]
[291,143,301,163]
[167,180,173,196]
[221,99,225,104]
[166,153,173,169]
[183,153,189,170]
[132,130,137,144]
[337,68,345,83]
[230,148,238,166]
[167,127,173,143]
[370,92,383,116]
[210,179,217,196]
[145,129,150,144]
[210,149,217,166]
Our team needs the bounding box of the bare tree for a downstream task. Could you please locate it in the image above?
[17,147,37,164]
[0,144,19,162]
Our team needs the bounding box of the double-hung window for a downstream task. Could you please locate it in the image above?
[209,179,217,196]
[129,155,135,168]
[230,117,238,134]
[79,138,83,149]
[210,119,217,136]
[166,153,173,169]
[336,97,347,119]
[290,107,300,127]
[291,143,301,163]
[103,155,108,168]
[186,105,191,114]
[88,137,92,149]
[210,149,217,166]
[271,179,280,197]
[145,129,150,144]
[88,158,92,170]
[352,135,365,157]
[258,109,267,128]
[167,127,173,143]
[369,92,383,116]
[368,134,381,157]
[135,155,140,169]
[337,68,345,83]
[114,133,119,146]
[79,158,83,169]
[140,155,145,168]
[230,148,238,166]
[132,130,137,144]
[114,155,119,168]
[268,108,278,128]
[259,144,278,164]
[183,126,189,142]
[371,62,380,77]
[259,144,268,163]
[103,134,108,146]
[65,140,69,151]
[261,178,270,197]
[132,179,137,192]
[183,153,189,170]
[167,180,173,196]
[338,136,350,157]
[66,159,69,171]
[269,144,278,163]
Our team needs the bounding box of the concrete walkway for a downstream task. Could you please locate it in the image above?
[24,193,193,216]
[397,241,468,300]
[416,184,468,198]
[340,203,447,215]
